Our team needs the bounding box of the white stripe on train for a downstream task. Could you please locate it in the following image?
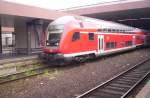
[63,44,142,57]
[80,32,137,36]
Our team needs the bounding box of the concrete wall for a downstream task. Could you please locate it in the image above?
[14,21,28,54]
[15,21,27,49]
[27,20,46,50]
[0,11,47,54]
[30,26,38,48]
[29,25,40,49]
[14,20,46,54]
[0,26,2,54]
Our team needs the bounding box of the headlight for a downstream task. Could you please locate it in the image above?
[57,53,63,56]
[55,43,59,46]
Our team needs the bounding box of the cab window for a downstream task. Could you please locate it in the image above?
[72,32,80,41]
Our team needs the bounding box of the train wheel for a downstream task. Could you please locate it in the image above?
[89,53,96,59]
[54,59,66,66]
[74,56,86,63]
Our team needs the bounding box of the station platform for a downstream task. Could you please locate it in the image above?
[0,55,43,77]
[135,80,150,98]
[0,55,38,65]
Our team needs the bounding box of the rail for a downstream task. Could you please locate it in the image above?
[77,57,150,98]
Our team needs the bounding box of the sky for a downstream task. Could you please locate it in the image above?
[3,0,119,10]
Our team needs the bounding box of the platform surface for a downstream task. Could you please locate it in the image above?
[135,80,150,98]
[0,55,38,65]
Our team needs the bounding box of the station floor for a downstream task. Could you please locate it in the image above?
[135,80,150,98]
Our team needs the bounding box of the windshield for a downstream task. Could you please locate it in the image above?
[47,32,61,46]
[46,25,63,46]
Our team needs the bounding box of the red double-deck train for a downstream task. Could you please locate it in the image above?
[42,16,150,63]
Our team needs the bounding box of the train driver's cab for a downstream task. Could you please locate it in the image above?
[46,25,63,48]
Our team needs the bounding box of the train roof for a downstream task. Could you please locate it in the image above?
[75,16,136,31]
[50,16,138,32]
[50,16,76,26]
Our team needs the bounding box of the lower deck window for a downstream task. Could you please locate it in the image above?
[106,42,117,49]
[126,41,132,46]
[121,42,124,47]
[106,42,110,49]
[111,42,115,48]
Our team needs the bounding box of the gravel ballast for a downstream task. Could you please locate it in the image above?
[0,47,150,98]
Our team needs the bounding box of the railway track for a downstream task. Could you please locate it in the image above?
[77,57,150,98]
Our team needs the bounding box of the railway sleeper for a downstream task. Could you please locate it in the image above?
[128,71,148,75]
[123,74,144,78]
[114,80,136,85]
[128,69,146,72]
[121,75,143,80]
[116,79,137,84]
[110,83,131,88]
[104,85,128,92]
[113,81,135,85]
[118,77,139,81]
[90,91,121,98]
[113,82,134,86]
[120,77,140,81]
[100,89,125,95]
[132,69,148,73]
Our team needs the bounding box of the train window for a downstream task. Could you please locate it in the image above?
[88,33,94,40]
[111,42,115,48]
[103,28,107,32]
[108,29,111,32]
[114,42,117,48]
[72,32,80,41]
[106,42,110,49]
[126,41,128,46]
[121,42,124,47]
[126,41,132,46]
[97,29,101,32]
[116,29,119,32]
[129,41,132,46]
[112,29,115,32]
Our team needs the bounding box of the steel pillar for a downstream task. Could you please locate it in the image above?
[0,26,2,54]
[27,22,31,55]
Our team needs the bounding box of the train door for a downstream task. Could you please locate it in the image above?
[143,35,147,45]
[132,35,136,47]
[98,35,104,54]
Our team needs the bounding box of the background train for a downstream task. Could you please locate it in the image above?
[42,16,150,63]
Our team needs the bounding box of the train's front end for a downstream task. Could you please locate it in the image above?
[41,16,77,63]
[44,24,63,60]
[42,21,64,62]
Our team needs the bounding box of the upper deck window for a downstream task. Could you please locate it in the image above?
[48,25,64,31]
[72,32,80,41]
[88,33,94,40]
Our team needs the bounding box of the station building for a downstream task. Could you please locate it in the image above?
[0,1,70,57]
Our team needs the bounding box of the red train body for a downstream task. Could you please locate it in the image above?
[42,16,150,62]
